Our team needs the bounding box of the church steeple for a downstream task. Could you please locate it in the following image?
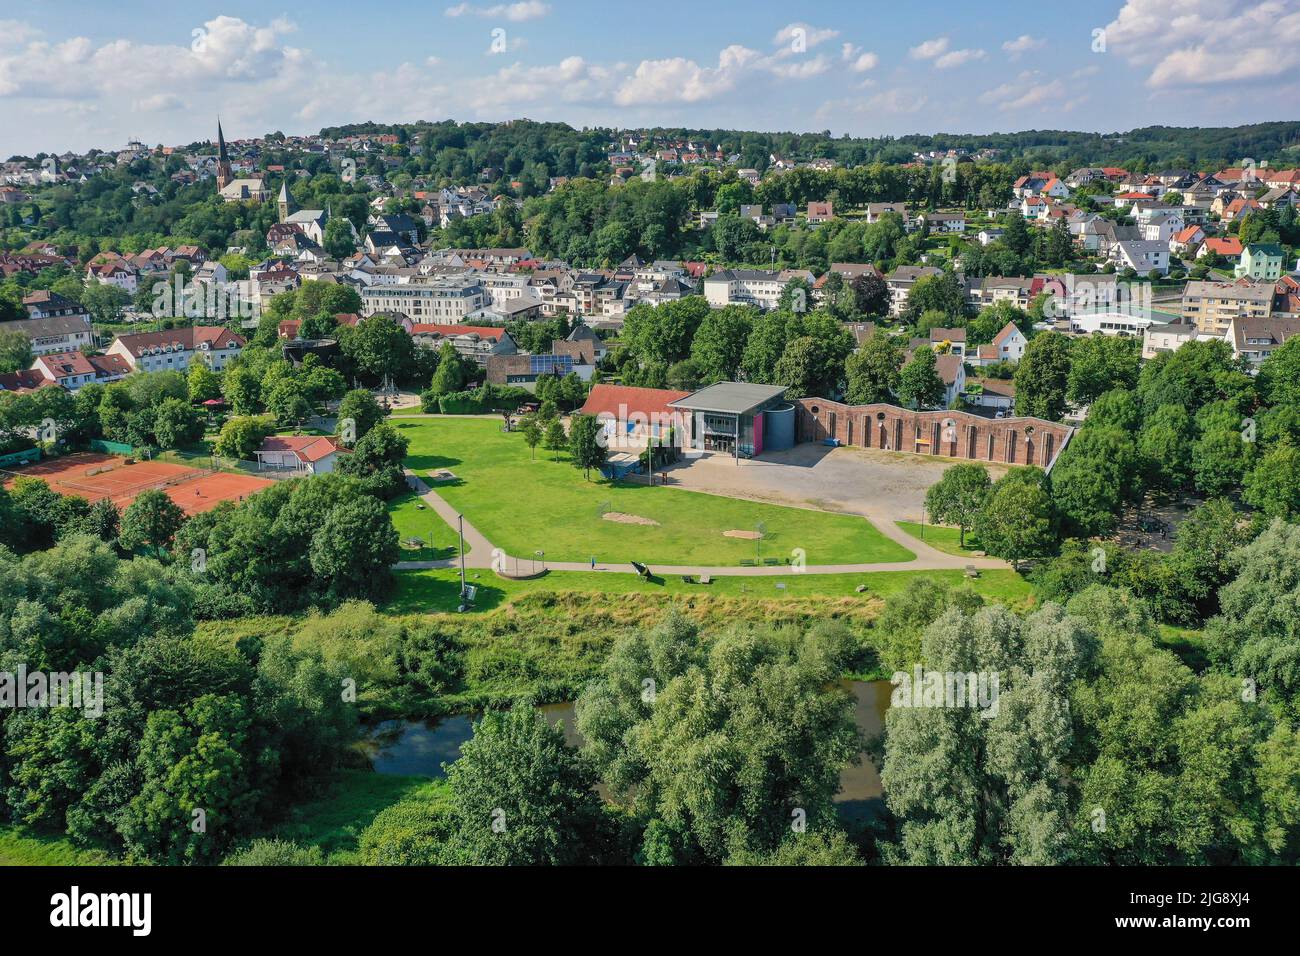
[215,118,233,191]
[278,181,293,223]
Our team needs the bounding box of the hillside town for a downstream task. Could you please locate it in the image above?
[3,0,1300,901]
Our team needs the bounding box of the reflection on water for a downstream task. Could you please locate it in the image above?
[832,679,891,824]
[362,680,894,818]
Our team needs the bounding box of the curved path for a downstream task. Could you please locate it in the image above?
[393,471,1009,577]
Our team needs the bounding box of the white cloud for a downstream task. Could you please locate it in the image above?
[1002,34,1045,58]
[909,37,950,60]
[768,54,831,79]
[133,93,185,113]
[0,16,303,100]
[866,88,927,113]
[445,2,551,22]
[1103,0,1300,88]
[772,22,839,51]
[614,45,759,105]
[934,48,986,69]
[841,44,879,72]
[979,71,1065,110]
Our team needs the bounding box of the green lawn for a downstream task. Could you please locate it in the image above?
[895,521,983,557]
[265,770,445,864]
[385,565,1035,615]
[388,490,458,562]
[394,416,914,567]
[0,826,115,866]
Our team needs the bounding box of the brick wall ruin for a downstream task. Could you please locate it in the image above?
[794,399,1073,470]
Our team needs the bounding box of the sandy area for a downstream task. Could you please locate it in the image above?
[602,512,660,526]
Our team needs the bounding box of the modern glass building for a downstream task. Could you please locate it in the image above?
[668,383,790,461]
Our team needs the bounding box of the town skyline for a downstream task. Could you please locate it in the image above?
[2,0,1299,158]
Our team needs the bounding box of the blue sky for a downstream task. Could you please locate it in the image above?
[2,0,1298,156]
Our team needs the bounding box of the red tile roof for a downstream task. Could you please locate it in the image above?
[409,324,507,340]
[580,383,691,421]
[113,326,246,358]
[257,435,346,464]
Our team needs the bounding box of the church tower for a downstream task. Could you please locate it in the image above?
[278,181,294,223]
[215,119,232,191]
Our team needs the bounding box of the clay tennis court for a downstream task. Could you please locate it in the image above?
[2,452,274,516]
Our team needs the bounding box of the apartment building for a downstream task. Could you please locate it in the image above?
[703,269,784,310]
[107,325,246,372]
[1181,280,1274,335]
[360,274,487,323]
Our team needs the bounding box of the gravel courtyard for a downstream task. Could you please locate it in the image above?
[662,443,1012,527]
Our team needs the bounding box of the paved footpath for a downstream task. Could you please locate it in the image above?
[393,471,1008,578]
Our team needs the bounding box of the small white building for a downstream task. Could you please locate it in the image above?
[254,435,347,474]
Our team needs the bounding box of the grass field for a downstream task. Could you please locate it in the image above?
[895,521,983,557]
[388,490,458,561]
[384,565,1036,614]
[265,770,446,864]
[0,826,115,866]
[395,416,914,567]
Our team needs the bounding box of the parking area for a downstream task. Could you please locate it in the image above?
[663,442,1012,526]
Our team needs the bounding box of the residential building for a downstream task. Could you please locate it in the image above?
[360,274,487,323]
[107,325,246,372]
[408,324,517,365]
[704,269,784,310]
[1226,315,1300,366]
[29,350,131,390]
[3,313,94,356]
[1182,279,1274,335]
[969,322,1028,367]
[1236,243,1285,282]
[1112,239,1170,276]
[1142,319,1199,360]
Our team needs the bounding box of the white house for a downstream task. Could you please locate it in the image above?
[29,350,131,390]
[1112,239,1170,276]
[703,269,784,310]
[107,325,246,372]
[970,321,1028,367]
[254,435,347,474]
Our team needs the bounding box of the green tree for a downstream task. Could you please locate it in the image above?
[1067,334,1140,407]
[1014,332,1071,420]
[0,329,33,375]
[567,413,607,480]
[576,616,860,864]
[845,332,903,405]
[897,345,944,409]
[308,495,400,601]
[520,414,542,460]
[119,489,186,558]
[212,415,275,460]
[925,463,991,546]
[1049,426,1140,537]
[973,468,1056,569]
[1244,442,1300,519]
[336,389,384,444]
[446,706,614,865]
[543,418,567,461]
[428,342,468,395]
[883,603,1093,864]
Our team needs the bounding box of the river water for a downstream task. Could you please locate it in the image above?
[358,679,892,818]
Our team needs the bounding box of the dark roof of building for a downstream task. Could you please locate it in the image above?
[668,382,788,414]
